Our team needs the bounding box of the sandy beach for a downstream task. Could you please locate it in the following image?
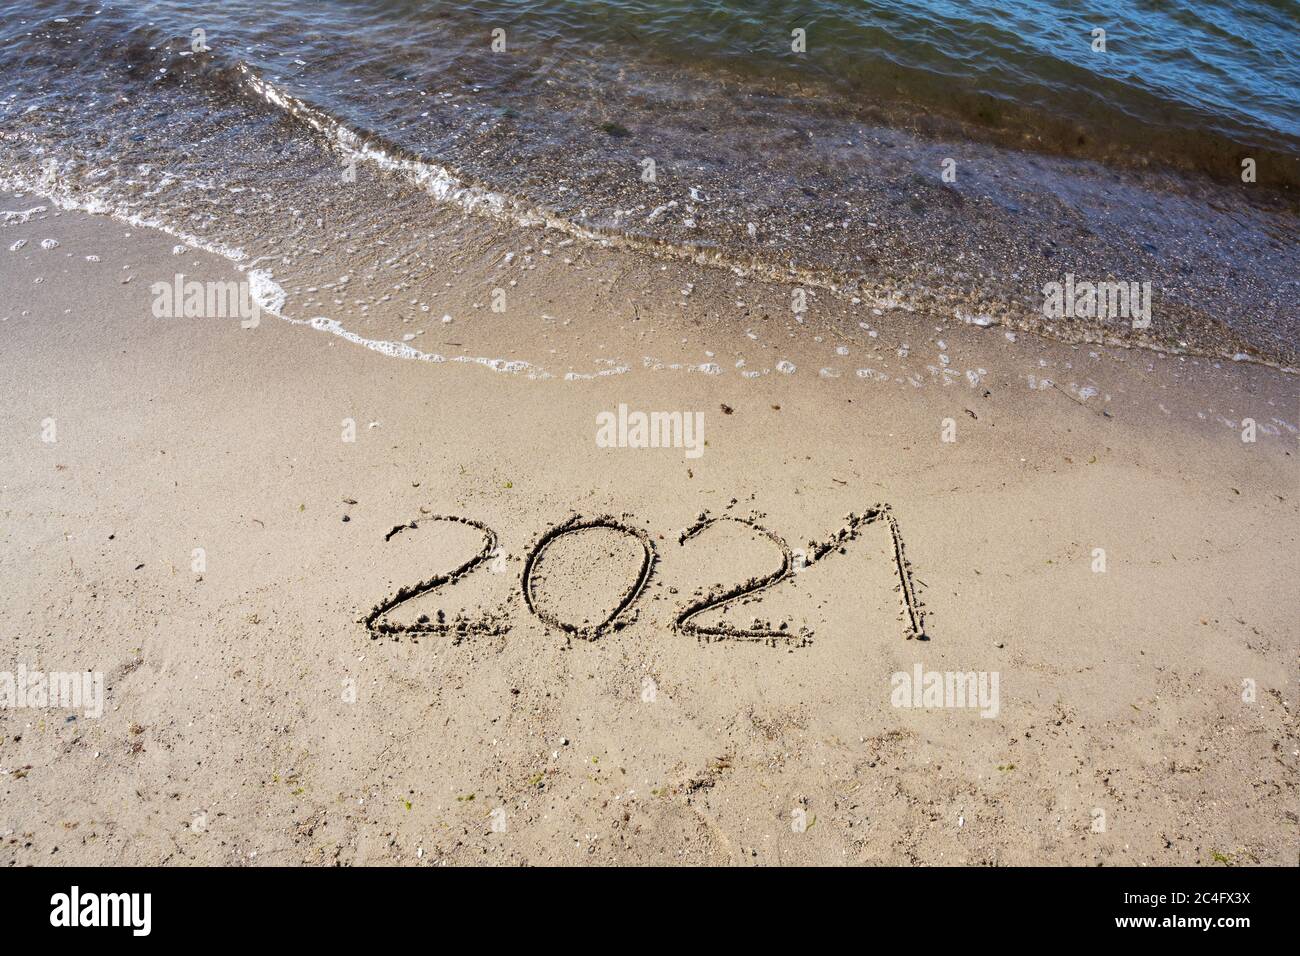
[1,189,1295,866]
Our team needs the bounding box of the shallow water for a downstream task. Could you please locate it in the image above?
[1,0,1297,366]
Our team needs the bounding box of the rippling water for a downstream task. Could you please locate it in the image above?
[2,0,1297,365]
[9,0,1296,173]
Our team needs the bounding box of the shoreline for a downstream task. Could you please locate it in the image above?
[2,192,1295,865]
[7,169,1299,382]
[4,31,1298,371]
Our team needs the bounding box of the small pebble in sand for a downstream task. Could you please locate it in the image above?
[40,239,59,250]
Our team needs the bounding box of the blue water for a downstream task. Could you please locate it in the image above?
[3,0,1297,173]
[2,0,1296,363]
[389,0,1300,148]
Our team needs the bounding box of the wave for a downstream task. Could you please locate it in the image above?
[229,65,1300,372]
[2,7,1296,370]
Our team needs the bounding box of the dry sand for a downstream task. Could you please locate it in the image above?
[1,192,1296,865]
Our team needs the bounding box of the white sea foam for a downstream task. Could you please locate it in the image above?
[1,206,45,224]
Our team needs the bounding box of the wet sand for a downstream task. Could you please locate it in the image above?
[0,193,1296,865]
